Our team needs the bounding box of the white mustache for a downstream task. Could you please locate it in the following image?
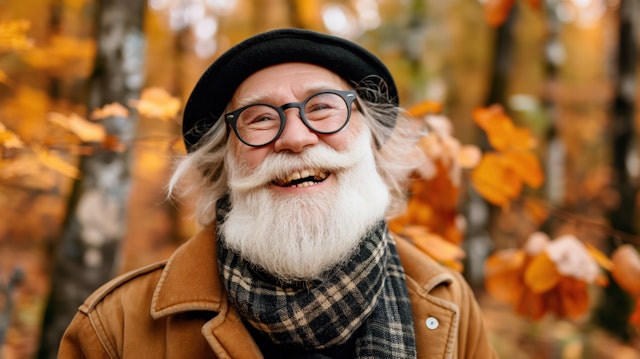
[227,132,371,194]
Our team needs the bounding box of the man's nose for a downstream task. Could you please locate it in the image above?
[273,108,318,153]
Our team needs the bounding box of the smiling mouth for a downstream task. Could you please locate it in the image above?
[272,169,330,188]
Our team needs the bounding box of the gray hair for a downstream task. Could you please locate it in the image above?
[167,86,424,226]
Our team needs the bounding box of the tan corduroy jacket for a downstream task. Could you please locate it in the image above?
[59,226,497,358]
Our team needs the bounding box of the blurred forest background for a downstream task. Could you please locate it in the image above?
[1,0,640,358]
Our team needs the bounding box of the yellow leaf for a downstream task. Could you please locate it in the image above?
[33,147,80,178]
[90,102,130,120]
[0,121,25,149]
[585,242,613,271]
[48,112,106,143]
[0,19,33,52]
[524,252,561,294]
[22,35,96,77]
[129,87,181,121]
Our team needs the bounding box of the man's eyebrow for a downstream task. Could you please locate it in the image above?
[233,84,352,108]
[233,93,277,108]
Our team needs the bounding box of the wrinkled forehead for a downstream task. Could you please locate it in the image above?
[229,63,353,109]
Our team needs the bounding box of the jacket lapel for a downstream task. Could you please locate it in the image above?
[151,225,262,358]
[395,235,460,359]
[151,225,223,317]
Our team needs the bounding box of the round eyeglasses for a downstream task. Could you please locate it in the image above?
[224,90,358,147]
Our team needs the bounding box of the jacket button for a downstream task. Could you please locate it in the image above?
[425,317,439,330]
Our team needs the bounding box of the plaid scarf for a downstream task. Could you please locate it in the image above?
[216,198,416,358]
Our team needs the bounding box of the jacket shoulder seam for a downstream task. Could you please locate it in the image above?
[79,261,168,313]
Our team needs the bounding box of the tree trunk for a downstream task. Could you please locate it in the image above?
[464,4,518,288]
[594,0,638,341]
[37,0,146,357]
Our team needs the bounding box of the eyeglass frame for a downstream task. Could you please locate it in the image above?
[223,89,360,147]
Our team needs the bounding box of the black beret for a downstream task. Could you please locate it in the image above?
[182,28,398,152]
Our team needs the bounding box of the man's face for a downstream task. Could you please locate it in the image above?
[220,63,389,281]
[227,62,362,179]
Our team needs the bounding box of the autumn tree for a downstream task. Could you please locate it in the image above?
[37,0,146,356]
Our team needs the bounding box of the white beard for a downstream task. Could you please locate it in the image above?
[221,129,390,282]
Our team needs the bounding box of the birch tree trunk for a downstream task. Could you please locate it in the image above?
[37,0,146,357]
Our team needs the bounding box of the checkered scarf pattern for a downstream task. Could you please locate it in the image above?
[216,199,416,357]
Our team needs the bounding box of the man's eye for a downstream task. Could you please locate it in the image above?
[308,103,333,112]
[249,115,277,124]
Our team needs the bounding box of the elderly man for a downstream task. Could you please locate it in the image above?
[59,28,497,358]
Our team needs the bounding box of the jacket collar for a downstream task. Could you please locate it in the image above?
[151,225,224,318]
[149,227,456,319]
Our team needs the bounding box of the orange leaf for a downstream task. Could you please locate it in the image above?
[473,105,536,151]
[473,105,514,151]
[504,150,544,188]
[483,0,516,27]
[102,134,126,152]
[90,102,130,120]
[48,112,106,143]
[525,252,561,294]
[630,297,640,329]
[408,100,443,117]
[507,127,537,151]
[471,153,522,206]
[403,226,465,263]
[556,277,590,320]
[611,245,640,297]
[484,249,526,304]
[514,287,546,320]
